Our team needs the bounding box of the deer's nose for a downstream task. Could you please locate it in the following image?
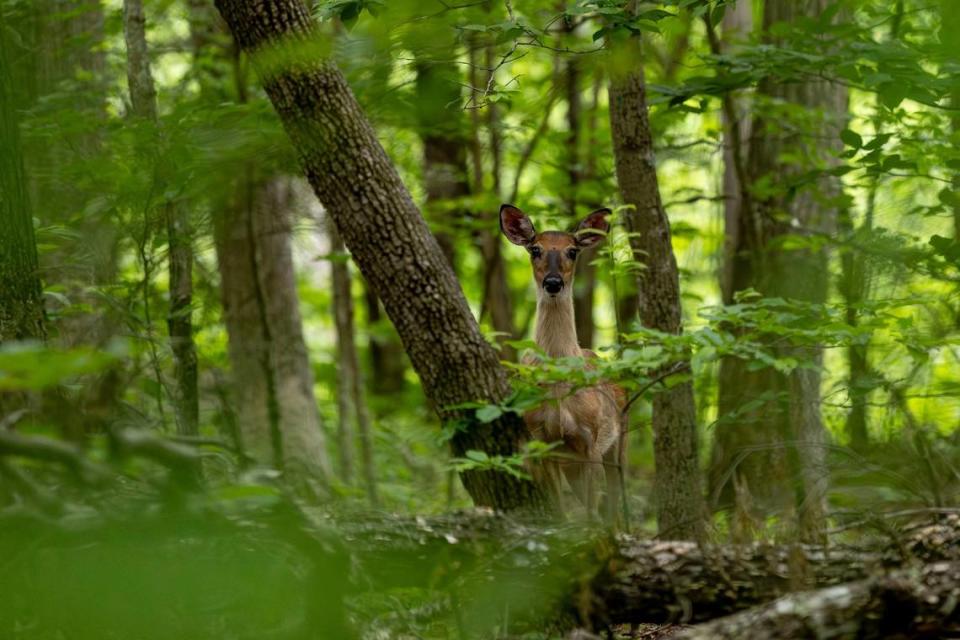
[543,275,564,294]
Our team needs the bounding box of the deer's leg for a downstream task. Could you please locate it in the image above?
[563,457,602,521]
[601,421,628,528]
[530,452,565,517]
[585,455,604,522]
[562,461,586,509]
[544,460,565,517]
[602,442,622,528]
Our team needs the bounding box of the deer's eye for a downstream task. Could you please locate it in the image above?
[566,248,579,260]
[529,246,542,259]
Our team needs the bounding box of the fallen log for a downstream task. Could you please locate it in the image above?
[676,561,960,639]
[336,510,960,630]
[336,510,890,628]
[581,535,883,628]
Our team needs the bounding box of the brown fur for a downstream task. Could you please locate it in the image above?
[501,205,626,522]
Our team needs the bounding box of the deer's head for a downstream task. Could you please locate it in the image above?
[500,204,611,299]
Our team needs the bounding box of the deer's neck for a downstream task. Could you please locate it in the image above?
[534,293,582,358]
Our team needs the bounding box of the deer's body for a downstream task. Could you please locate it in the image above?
[501,207,627,521]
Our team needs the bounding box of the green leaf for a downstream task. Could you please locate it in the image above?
[879,83,906,110]
[939,188,959,208]
[475,405,503,423]
[840,128,862,149]
[863,133,892,150]
[709,3,726,26]
[465,450,489,463]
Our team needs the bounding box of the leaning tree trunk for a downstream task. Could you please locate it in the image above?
[214,175,333,492]
[122,0,198,436]
[0,27,45,344]
[214,0,545,512]
[328,220,379,506]
[608,27,705,540]
[710,0,848,543]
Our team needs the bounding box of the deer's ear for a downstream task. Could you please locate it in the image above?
[500,204,537,246]
[575,208,611,247]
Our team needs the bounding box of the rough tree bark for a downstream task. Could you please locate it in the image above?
[710,0,848,543]
[677,562,960,640]
[214,175,333,490]
[214,0,545,511]
[607,26,705,540]
[0,26,45,344]
[583,535,881,629]
[328,220,379,505]
[122,0,198,436]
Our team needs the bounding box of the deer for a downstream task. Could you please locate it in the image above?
[499,204,627,523]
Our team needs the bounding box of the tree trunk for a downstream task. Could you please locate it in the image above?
[7,1,115,440]
[841,3,902,454]
[607,27,705,541]
[3,0,108,349]
[715,0,753,305]
[214,0,545,511]
[329,219,378,506]
[363,285,407,395]
[470,37,516,361]
[563,23,597,350]
[330,222,356,486]
[122,0,198,436]
[214,175,333,492]
[710,0,848,543]
[0,27,45,344]
[165,205,198,436]
[415,58,469,269]
[15,0,109,290]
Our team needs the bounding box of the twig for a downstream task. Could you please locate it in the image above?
[621,362,691,417]
[508,87,560,202]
